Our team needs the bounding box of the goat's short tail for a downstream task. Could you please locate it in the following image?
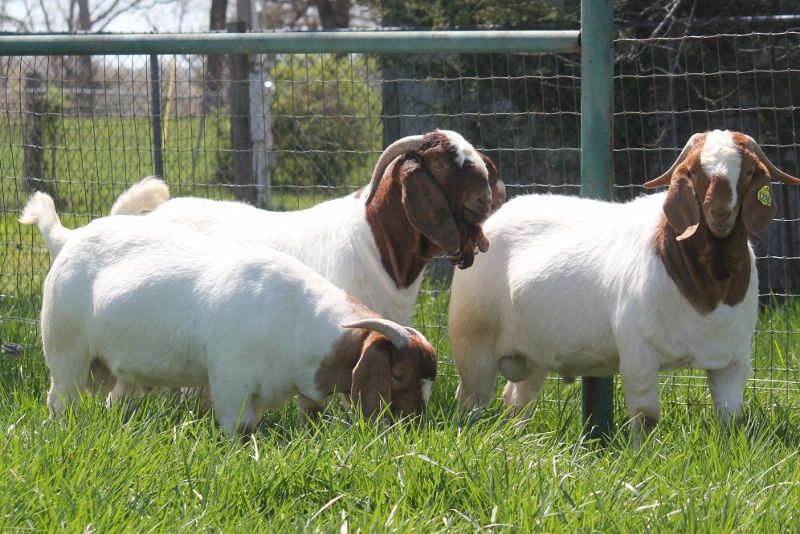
[19,192,71,257]
[110,177,170,215]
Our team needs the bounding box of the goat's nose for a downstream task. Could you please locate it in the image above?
[712,206,732,220]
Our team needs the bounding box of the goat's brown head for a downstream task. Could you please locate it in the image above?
[365,130,504,270]
[644,130,800,242]
[343,318,437,419]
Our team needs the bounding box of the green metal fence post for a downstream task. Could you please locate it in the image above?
[580,0,615,441]
[149,54,165,180]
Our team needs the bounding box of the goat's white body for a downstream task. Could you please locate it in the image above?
[37,213,365,433]
[147,194,422,325]
[449,192,755,428]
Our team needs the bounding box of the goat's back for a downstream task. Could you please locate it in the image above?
[42,215,353,388]
[147,195,421,323]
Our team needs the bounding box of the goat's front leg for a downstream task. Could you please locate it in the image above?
[209,376,259,436]
[105,379,148,410]
[297,394,327,425]
[707,356,750,426]
[619,347,661,449]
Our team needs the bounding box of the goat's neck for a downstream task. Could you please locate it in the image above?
[365,182,440,289]
[655,217,751,314]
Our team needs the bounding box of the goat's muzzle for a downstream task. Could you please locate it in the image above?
[704,176,738,238]
[706,213,737,238]
[463,190,493,225]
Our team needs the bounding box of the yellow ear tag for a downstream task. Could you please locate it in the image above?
[757,185,772,207]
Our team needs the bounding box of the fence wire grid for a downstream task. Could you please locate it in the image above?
[1,31,799,414]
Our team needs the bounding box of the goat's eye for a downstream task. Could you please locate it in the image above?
[392,372,403,383]
[433,162,446,170]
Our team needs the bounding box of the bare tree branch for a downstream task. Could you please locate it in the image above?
[68,0,77,31]
[90,0,125,28]
[37,0,53,31]
[650,0,683,39]
[22,0,38,29]
[289,0,315,28]
[94,0,176,32]
[0,13,30,32]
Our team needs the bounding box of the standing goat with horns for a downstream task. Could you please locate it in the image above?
[448,130,800,447]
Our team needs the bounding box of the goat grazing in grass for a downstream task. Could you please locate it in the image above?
[21,193,437,435]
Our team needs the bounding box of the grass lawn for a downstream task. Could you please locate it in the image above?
[2,267,800,530]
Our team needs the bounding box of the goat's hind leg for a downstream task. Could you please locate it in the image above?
[453,337,499,414]
[45,349,94,416]
[502,369,546,417]
[105,379,149,415]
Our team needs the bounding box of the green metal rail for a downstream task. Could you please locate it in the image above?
[0,30,579,56]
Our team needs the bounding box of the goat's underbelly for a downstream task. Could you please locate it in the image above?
[104,350,207,387]
[550,350,620,376]
[501,343,620,378]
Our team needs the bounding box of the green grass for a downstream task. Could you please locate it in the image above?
[1,350,800,531]
[2,272,800,530]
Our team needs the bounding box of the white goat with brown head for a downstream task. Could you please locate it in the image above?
[114,130,503,325]
[21,193,437,435]
[448,130,800,446]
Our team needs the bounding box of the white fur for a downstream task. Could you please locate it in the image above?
[19,193,70,257]
[449,192,755,444]
[110,176,170,216]
[146,194,422,324]
[21,194,427,435]
[441,129,488,174]
[701,130,742,209]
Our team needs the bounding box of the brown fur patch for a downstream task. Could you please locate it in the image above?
[365,163,435,288]
[656,214,751,314]
[655,155,752,314]
[365,131,494,287]
[313,303,437,418]
[313,327,369,401]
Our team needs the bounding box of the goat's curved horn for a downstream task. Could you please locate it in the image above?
[364,135,425,204]
[643,133,705,189]
[342,318,412,350]
[743,135,800,185]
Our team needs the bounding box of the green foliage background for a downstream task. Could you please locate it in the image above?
[270,54,383,191]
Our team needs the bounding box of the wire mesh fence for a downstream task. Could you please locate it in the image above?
[1,30,799,412]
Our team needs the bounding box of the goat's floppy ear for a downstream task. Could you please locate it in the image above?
[351,340,392,418]
[663,173,701,241]
[400,160,460,254]
[741,168,777,239]
[480,153,506,211]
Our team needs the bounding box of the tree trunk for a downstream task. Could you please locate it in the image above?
[206,0,228,110]
[314,0,350,29]
[76,0,94,114]
[24,73,58,202]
